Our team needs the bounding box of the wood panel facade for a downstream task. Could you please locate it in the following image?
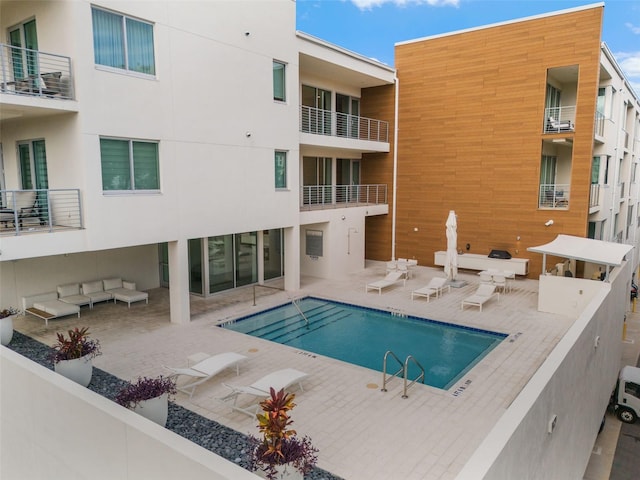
[363,5,604,276]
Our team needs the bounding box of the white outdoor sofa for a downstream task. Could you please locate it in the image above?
[22,292,81,326]
[103,278,149,308]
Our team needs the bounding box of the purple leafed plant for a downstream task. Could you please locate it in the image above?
[50,327,101,363]
[115,376,177,409]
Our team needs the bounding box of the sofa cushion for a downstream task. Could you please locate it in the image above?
[59,294,91,307]
[57,283,81,298]
[103,278,123,291]
[33,299,80,317]
[82,280,104,295]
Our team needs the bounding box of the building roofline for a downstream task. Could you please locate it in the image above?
[395,2,605,47]
[296,30,396,73]
[601,41,640,103]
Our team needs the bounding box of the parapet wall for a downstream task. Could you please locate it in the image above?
[0,347,258,480]
[456,261,629,479]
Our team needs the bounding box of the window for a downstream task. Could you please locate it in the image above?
[92,7,155,75]
[100,138,159,191]
[306,229,323,257]
[274,151,287,189]
[273,61,286,101]
[591,157,600,184]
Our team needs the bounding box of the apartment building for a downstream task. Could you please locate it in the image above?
[0,0,394,321]
[364,3,640,278]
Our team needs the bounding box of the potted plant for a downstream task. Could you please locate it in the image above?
[115,375,177,426]
[249,388,318,480]
[50,327,101,387]
[0,307,20,346]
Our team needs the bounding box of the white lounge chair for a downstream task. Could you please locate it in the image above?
[217,368,309,416]
[365,271,406,295]
[165,352,248,398]
[411,277,450,302]
[461,284,499,311]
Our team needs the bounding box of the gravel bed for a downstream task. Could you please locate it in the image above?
[6,331,342,480]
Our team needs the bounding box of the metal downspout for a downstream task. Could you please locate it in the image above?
[391,75,399,261]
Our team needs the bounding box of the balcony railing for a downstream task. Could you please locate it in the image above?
[544,106,576,133]
[0,189,82,236]
[0,43,74,99]
[589,184,600,208]
[300,106,389,142]
[594,111,605,137]
[539,184,570,209]
[300,184,387,210]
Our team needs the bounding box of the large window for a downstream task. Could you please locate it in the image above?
[92,7,155,75]
[100,138,159,192]
[275,151,287,189]
[273,61,286,102]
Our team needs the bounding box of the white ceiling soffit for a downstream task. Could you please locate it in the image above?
[527,234,633,267]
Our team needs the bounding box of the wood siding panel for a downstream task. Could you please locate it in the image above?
[364,6,604,275]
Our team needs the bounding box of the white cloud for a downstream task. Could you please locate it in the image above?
[625,22,640,35]
[350,0,459,11]
[614,51,640,96]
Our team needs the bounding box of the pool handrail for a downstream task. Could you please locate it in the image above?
[381,350,425,398]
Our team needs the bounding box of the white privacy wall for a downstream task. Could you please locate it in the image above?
[456,261,629,480]
[0,347,259,480]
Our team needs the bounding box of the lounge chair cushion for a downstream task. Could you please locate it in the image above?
[165,352,248,398]
[218,368,309,416]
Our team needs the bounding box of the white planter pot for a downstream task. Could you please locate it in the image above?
[255,464,303,480]
[54,355,93,387]
[133,393,169,426]
[0,314,15,346]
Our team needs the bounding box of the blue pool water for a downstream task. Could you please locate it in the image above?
[221,297,507,390]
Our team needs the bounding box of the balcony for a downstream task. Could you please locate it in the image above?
[589,184,601,210]
[0,189,83,236]
[300,106,389,143]
[0,43,74,100]
[539,184,570,209]
[544,106,576,133]
[300,184,387,211]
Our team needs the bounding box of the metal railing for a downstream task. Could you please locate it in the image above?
[300,184,387,210]
[0,189,82,235]
[300,105,389,142]
[594,111,605,137]
[380,350,425,398]
[539,183,570,209]
[589,184,600,208]
[544,106,576,133]
[0,43,74,99]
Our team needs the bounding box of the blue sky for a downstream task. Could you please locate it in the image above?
[296,0,640,94]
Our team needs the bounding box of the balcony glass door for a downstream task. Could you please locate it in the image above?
[337,159,360,202]
[9,19,38,82]
[303,156,332,205]
[302,85,331,135]
[336,94,360,138]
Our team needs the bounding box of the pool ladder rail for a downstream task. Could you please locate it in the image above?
[381,350,425,398]
[291,297,310,328]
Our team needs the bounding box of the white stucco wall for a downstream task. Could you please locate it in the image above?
[456,261,629,480]
[0,347,259,480]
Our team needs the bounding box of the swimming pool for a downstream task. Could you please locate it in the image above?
[220,297,507,390]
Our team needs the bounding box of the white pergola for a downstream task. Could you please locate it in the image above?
[527,234,633,281]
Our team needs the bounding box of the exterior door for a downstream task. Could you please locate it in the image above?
[9,19,38,81]
[302,85,331,135]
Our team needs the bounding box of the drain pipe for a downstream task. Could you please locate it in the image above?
[391,75,399,261]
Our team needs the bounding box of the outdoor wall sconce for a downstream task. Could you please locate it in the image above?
[465,243,470,251]
[245,31,250,36]
[245,131,251,137]
[341,215,346,220]
[545,220,554,227]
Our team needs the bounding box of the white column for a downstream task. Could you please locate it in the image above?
[257,230,264,284]
[167,239,190,325]
[284,225,300,291]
